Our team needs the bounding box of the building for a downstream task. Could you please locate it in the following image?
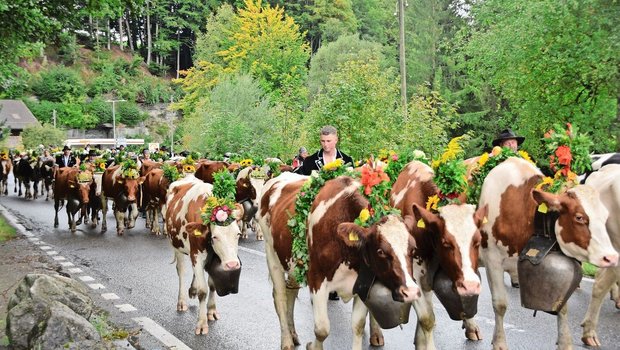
[0,100,41,148]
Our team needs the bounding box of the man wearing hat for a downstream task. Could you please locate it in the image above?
[492,129,525,152]
[55,146,79,168]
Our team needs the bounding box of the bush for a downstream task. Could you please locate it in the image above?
[137,78,173,105]
[24,100,60,124]
[21,123,66,149]
[26,100,98,129]
[32,66,84,102]
[117,102,148,127]
[57,32,79,65]
[87,66,120,97]
[147,63,169,77]
[82,98,111,125]
[0,63,30,98]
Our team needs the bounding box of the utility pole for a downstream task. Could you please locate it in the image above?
[397,0,408,120]
[106,99,126,148]
[52,109,56,128]
[169,96,174,156]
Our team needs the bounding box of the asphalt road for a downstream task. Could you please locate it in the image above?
[1,180,618,350]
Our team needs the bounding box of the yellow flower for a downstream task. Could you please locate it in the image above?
[240,159,253,167]
[426,195,439,211]
[431,159,441,169]
[478,153,489,167]
[358,208,370,223]
[183,165,196,173]
[99,162,106,170]
[440,136,464,164]
[491,146,502,156]
[518,150,533,163]
[566,170,577,183]
[536,176,554,190]
[322,159,344,171]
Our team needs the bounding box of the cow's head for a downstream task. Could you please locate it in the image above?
[337,215,420,303]
[185,204,244,270]
[413,203,487,296]
[71,178,92,204]
[92,173,104,197]
[532,187,618,267]
[115,175,146,202]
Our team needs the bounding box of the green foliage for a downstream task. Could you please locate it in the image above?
[89,312,129,340]
[212,170,237,200]
[137,77,174,105]
[117,102,148,127]
[0,63,30,98]
[582,262,597,278]
[32,66,85,102]
[162,163,180,182]
[57,32,79,65]
[305,59,401,159]
[26,100,99,129]
[20,123,65,150]
[0,214,17,242]
[180,74,279,158]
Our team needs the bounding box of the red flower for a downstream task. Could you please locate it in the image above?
[544,129,555,138]
[391,154,399,161]
[360,166,389,195]
[555,145,572,166]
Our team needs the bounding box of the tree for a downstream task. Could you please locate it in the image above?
[21,124,66,150]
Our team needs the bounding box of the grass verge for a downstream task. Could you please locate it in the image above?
[0,215,16,242]
[90,311,130,341]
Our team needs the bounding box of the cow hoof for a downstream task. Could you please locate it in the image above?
[370,333,384,346]
[177,301,188,312]
[194,324,209,335]
[117,230,124,236]
[256,235,264,241]
[581,335,601,347]
[207,310,220,321]
[465,328,483,341]
[241,233,248,239]
[188,287,197,299]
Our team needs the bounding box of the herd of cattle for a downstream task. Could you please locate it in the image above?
[2,151,620,350]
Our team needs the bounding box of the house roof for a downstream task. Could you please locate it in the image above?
[0,100,41,130]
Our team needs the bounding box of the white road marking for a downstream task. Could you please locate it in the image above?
[52,256,66,261]
[46,251,58,255]
[28,238,39,242]
[238,246,265,257]
[88,283,106,290]
[79,276,95,282]
[68,268,83,273]
[40,245,51,250]
[59,261,74,267]
[115,304,137,312]
[101,293,120,300]
[132,317,192,350]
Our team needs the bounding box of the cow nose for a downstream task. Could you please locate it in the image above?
[225,260,240,270]
[127,196,136,202]
[399,285,421,302]
[456,280,481,296]
[600,254,619,267]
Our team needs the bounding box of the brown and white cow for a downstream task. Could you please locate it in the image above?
[101,165,145,235]
[581,164,620,347]
[194,160,229,183]
[164,176,243,335]
[53,167,92,233]
[236,166,267,240]
[390,161,487,348]
[258,172,420,350]
[142,168,171,235]
[87,172,104,229]
[476,157,618,350]
[0,157,12,195]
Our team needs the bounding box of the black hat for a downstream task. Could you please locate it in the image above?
[492,129,525,147]
[62,145,71,151]
[88,150,98,156]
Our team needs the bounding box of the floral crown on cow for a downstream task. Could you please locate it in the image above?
[181,156,196,174]
[424,137,469,214]
[200,170,237,226]
[94,158,106,173]
[121,159,139,179]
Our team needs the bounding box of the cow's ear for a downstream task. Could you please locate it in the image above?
[474,204,489,227]
[232,203,244,220]
[402,215,416,233]
[412,204,440,230]
[184,222,209,238]
[137,176,146,185]
[115,175,124,184]
[336,222,369,249]
[532,189,561,211]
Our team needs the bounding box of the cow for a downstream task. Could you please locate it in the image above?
[101,165,145,235]
[258,172,420,350]
[194,160,229,183]
[580,164,620,347]
[142,168,171,235]
[164,176,243,335]
[39,158,55,201]
[87,172,104,229]
[236,166,267,240]
[389,161,487,348]
[53,167,92,233]
[14,155,41,199]
[0,156,12,195]
[474,157,618,350]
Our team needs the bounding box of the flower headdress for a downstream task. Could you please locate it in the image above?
[383,149,429,184]
[94,158,107,173]
[121,159,139,179]
[162,163,180,182]
[537,123,592,193]
[426,137,468,211]
[239,159,253,167]
[0,149,9,160]
[76,170,93,183]
[200,170,237,226]
[181,156,196,173]
[354,159,400,228]
[250,167,268,179]
[467,146,534,204]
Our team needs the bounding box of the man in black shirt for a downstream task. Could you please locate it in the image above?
[55,146,78,168]
[294,125,353,175]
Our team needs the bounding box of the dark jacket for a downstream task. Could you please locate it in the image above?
[294,149,353,175]
[55,154,77,168]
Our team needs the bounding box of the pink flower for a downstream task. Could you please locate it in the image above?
[215,209,229,222]
[391,154,398,161]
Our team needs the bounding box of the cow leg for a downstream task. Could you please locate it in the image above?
[127,202,138,229]
[285,284,301,346]
[54,199,60,228]
[307,287,330,350]
[368,314,384,347]
[412,290,436,350]
[160,205,167,235]
[351,297,368,350]
[556,303,573,350]
[114,208,126,235]
[174,250,189,312]
[503,257,519,288]
[581,266,619,347]
[100,197,107,232]
[206,276,220,320]
[265,241,297,350]
[611,281,620,308]
[192,253,210,335]
[253,219,263,240]
[67,204,77,233]
[484,254,510,350]
[462,317,482,341]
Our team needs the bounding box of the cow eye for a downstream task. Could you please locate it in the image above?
[575,214,587,224]
[442,240,453,250]
[376,249,387,258]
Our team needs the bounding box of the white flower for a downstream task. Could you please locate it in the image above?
[215,209,229,222]
[413,150,427,159]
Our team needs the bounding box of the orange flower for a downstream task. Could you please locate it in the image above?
[555,145,572,166]
[360,166,389,195]
[566,123,572,136]
[544,129,555,138]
